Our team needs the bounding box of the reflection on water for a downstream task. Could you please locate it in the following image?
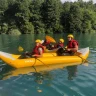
[34,71,53,85]
[0,63,79,81]
[0,64,14,80]
[67,65,77,80]
[0,64,82,96]
[0,62,96,96]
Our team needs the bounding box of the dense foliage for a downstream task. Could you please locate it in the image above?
[0,0,96,34]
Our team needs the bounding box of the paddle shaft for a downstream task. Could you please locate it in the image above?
[36,58,49,67]
[77,55,96,64]
[74,52,88,63]
[77,55,87,63]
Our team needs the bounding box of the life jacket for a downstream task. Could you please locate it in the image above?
[57,43,64,48]
[32,45,44,55]
[67,40,78,48]
[54,43,64,48]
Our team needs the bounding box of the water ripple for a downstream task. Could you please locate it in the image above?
[0,35,96,96]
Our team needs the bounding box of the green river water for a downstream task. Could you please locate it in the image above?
[0,33,96,96]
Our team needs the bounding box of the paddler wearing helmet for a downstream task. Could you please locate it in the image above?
[42,39,53,50]
[32,39,44,57]
[18,39,44,59]
[54,38,64,49]
[56,38,64,48]
[66,34,78,55]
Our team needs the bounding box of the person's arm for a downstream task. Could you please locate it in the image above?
[38,48,43,57]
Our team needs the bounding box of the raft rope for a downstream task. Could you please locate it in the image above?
[32,57,49,73]
[32,58,37,72]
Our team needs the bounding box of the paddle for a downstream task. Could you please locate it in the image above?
[18,46,49,67]
[18,46,24,52]
[36,58,49,67]
[45,35,56,43]
[74,52,89,66]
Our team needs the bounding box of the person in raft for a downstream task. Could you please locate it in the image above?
[19,39,44,58]
[32,39,44,58]
[46,38,64,51]
[56,39,64,56]
[42,39,52,50]
[56,34,78,56]
[66,34,79,55]
[55,38,64,48]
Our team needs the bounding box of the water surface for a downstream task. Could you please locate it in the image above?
[0,33,96,96]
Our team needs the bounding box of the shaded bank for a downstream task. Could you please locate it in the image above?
[0,0,96,34]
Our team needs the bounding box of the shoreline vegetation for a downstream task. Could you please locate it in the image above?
[0,0,96,35]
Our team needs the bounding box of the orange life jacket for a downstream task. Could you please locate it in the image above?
[56,43,64,48]
[67,40,78,48]
[32,45,44,55]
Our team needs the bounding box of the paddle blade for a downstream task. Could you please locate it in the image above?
[82,63,89,66]
[18,46,24,52]
[45,36,56,43]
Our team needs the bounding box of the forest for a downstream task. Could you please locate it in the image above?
[0,0,96,34]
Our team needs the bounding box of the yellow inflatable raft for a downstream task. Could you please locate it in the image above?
[0,47,89,68]
[44,48,58,53]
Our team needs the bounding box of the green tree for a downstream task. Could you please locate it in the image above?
[29,0,45,33]
[42,0,62,33]
[1,23,8,34]
[68,4,83,33]
[8,29,21,35]
[0,0,96,34]
[21,21,34,34]
[15,0,32,32]
[61,2,71,32]
[4,2,18,29]
[0,0,8,23]
[0,0,8,11]
[82,9,96,33]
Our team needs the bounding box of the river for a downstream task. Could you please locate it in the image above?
[0,33,96,96]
